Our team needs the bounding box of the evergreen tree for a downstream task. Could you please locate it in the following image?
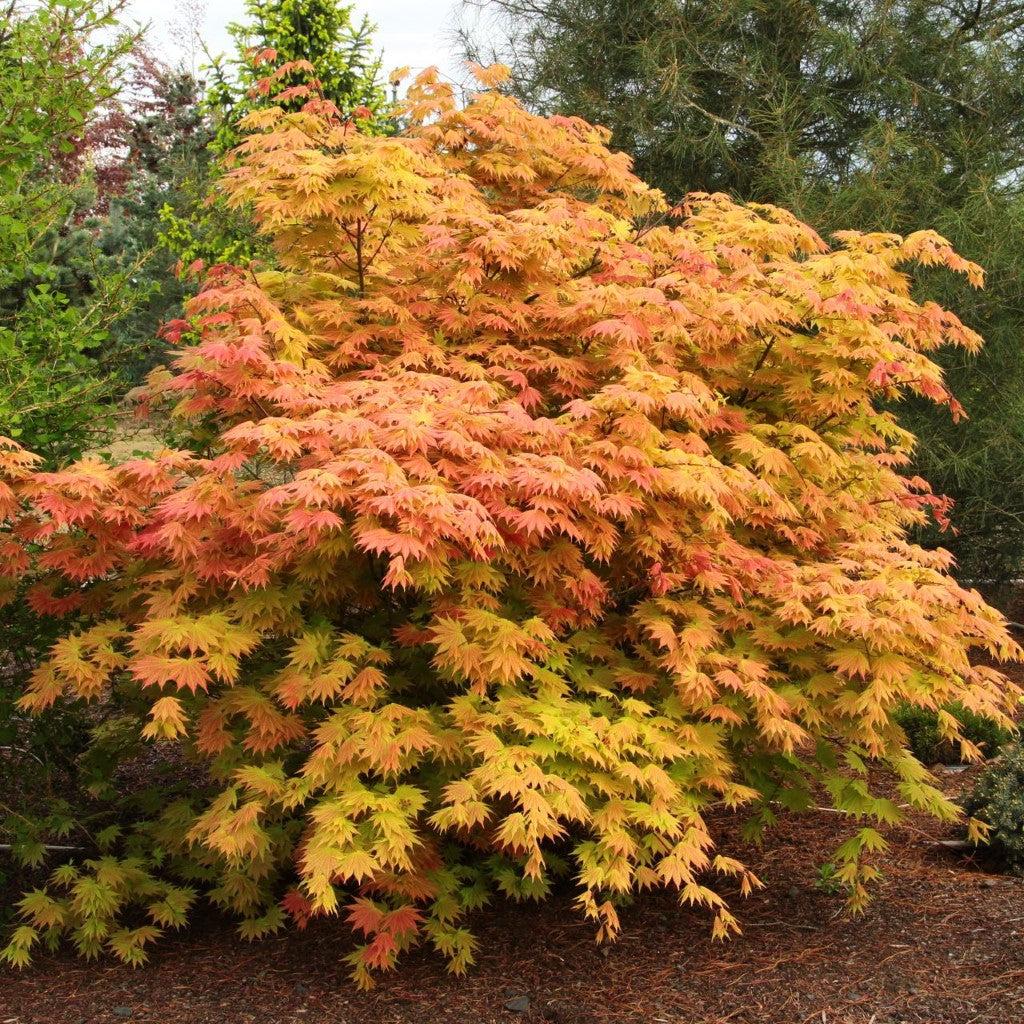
[205,0,386,152]
[98,52,218,381]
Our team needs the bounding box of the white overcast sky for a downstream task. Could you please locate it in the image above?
[126,0,489,86]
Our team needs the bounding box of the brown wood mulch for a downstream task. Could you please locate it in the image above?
[2,758,1022,1024]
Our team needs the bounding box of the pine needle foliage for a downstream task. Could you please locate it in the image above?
[962,743,1024,874]
[0,64,1019,985]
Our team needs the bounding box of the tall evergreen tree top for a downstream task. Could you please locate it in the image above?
[205,0,385,151]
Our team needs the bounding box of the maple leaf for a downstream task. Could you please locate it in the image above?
[141,697,189,742]
[279,890,313,930]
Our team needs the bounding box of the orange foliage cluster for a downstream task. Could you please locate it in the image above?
[0,65,1018,984]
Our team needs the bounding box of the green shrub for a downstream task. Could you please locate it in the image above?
[962,743,1024,874]
[892,701,1014,764]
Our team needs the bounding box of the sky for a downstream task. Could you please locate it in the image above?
[126,0,489,86]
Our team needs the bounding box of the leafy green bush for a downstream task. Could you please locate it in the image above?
[893,701,1015,765]
[0,0,147,466]
[962,743,1024,874]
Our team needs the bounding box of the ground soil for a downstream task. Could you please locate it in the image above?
[3,666,1024,1024]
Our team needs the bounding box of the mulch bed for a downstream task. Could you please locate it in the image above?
[2,762,1022,1024]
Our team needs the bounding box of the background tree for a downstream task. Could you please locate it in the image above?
[463,0,1024,591]
[205,0,386,152]
[0,0,143,466]
[96,51,218,382]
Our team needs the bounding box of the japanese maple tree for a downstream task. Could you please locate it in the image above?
[1,63,1019,984]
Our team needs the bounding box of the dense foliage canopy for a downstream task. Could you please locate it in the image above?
[465,0,1024,586]
[0,66,1017,983]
